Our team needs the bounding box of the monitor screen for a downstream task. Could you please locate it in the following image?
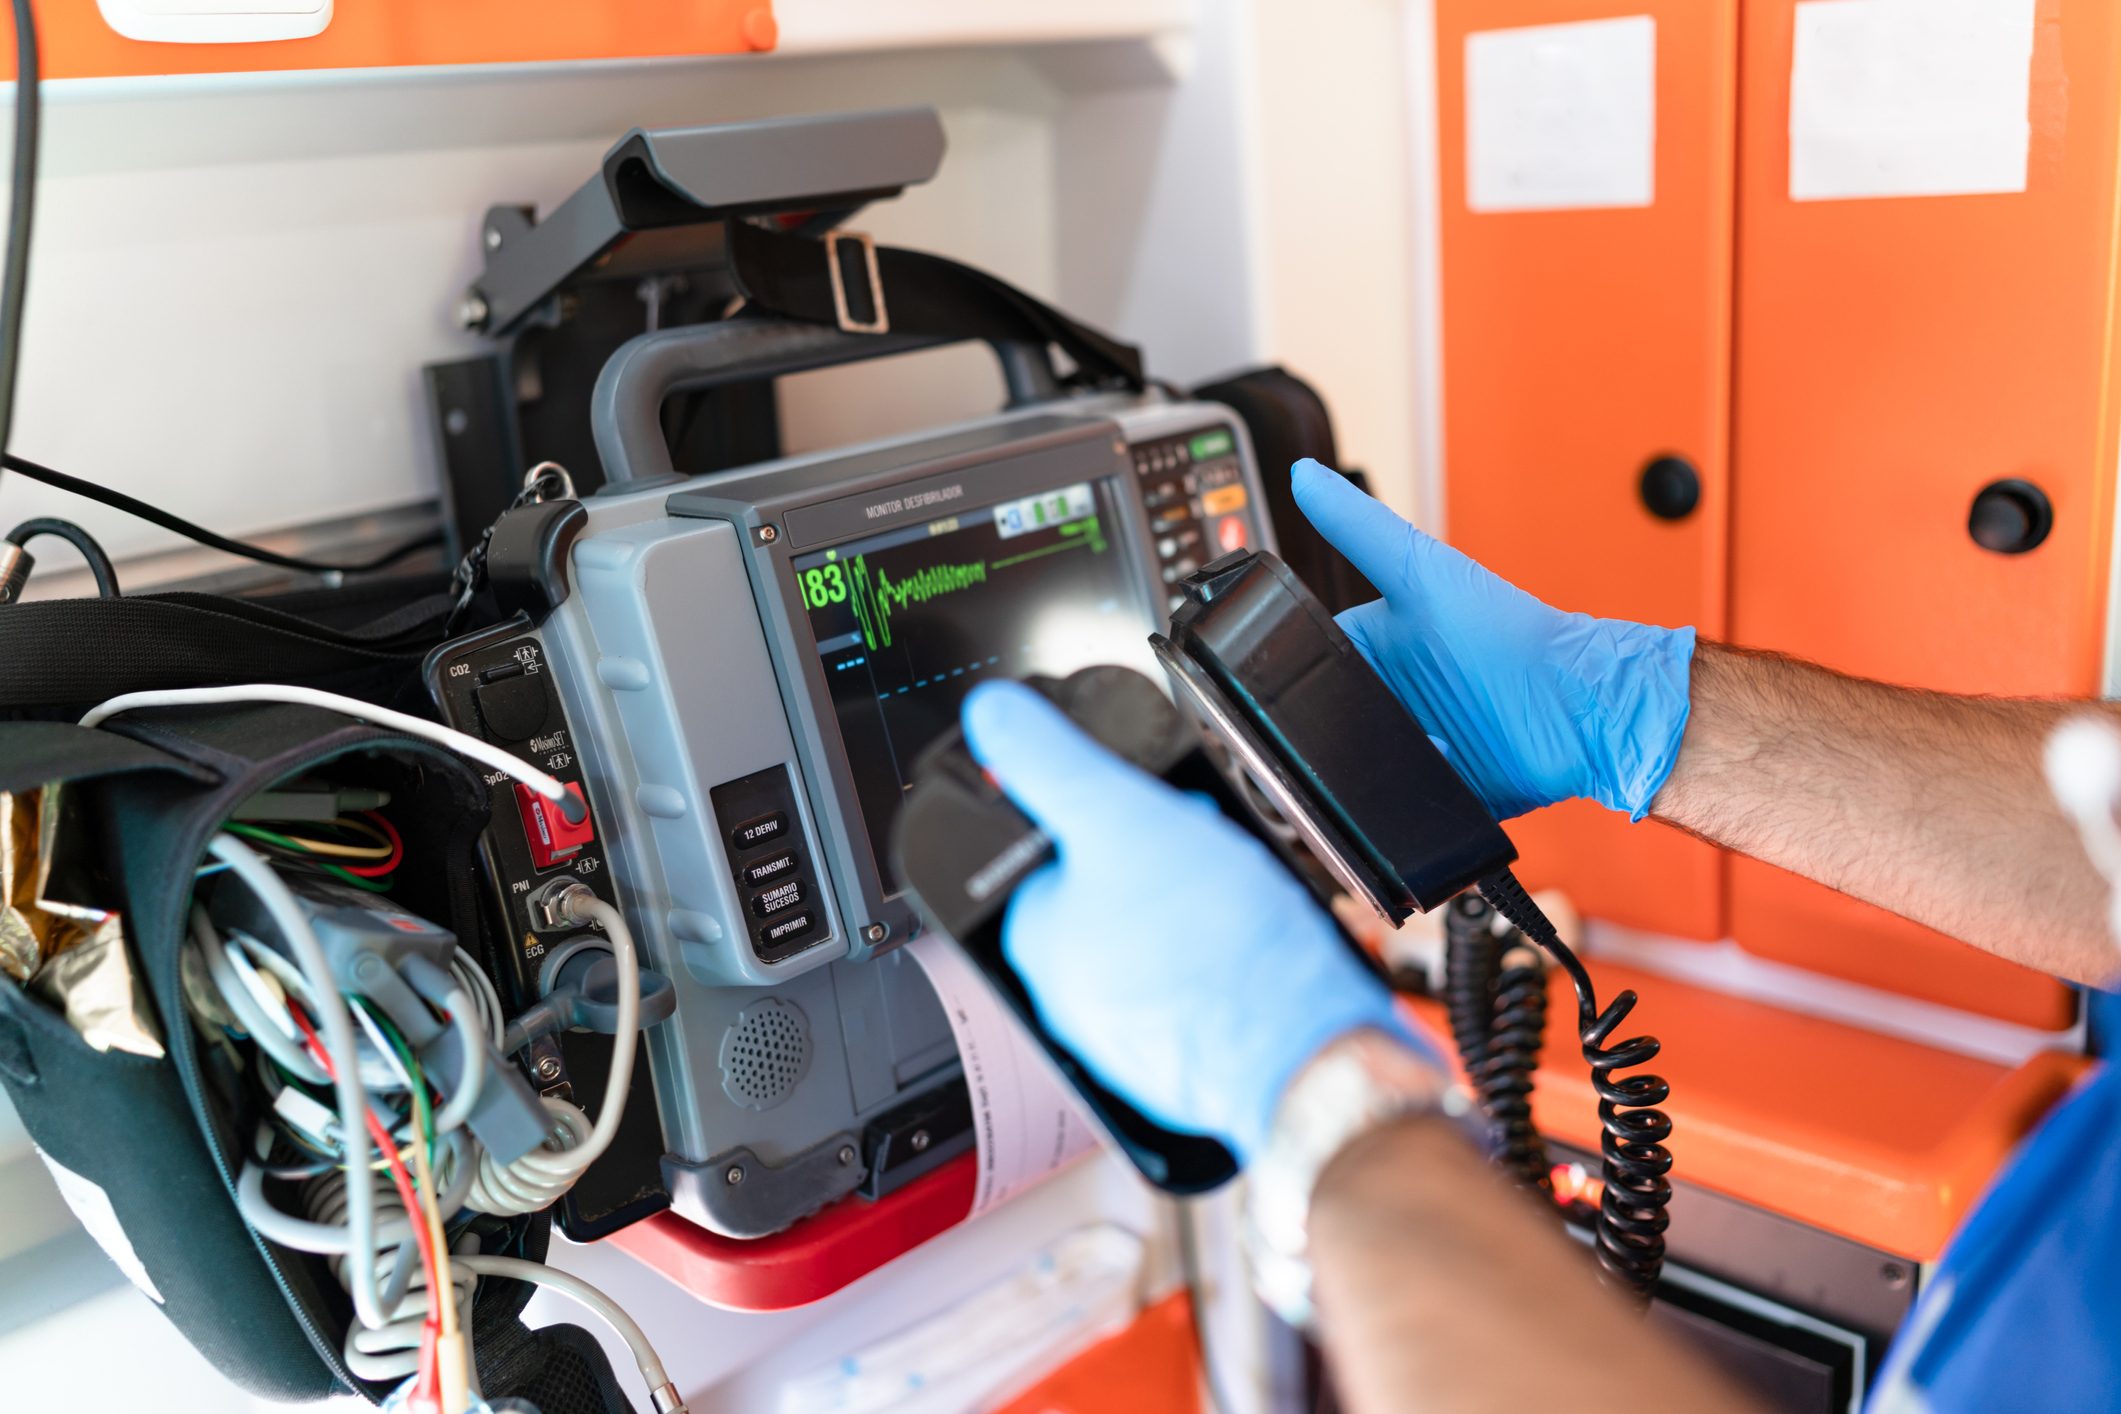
[792,478,1158,890]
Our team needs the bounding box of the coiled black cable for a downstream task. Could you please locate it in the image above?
[1442,895,1501,1071]
[1444,895,1551,1196]
[1482,942,1552,1196]
[7,516,119,597]
[1477,868,1672,1302]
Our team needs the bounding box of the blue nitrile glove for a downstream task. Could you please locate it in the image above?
[1291,459,1696,821]
[962,680,1430,1163]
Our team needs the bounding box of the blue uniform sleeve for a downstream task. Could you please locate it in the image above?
[1869,990,2121,1412]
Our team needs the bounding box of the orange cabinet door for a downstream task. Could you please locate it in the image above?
[14,3,776,79]
[1727,0,2121,1028]
[1437,0,1739,939]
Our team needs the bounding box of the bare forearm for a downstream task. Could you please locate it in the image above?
[1652,643,2119,985]
[1308,1116,1760,1414]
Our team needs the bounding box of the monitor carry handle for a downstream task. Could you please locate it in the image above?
[590,317,1065,488]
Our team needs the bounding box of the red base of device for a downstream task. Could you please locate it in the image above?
[607,1154,978,1311]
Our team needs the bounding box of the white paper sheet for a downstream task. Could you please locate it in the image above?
[907,935,1098,1217]
[776,1225,1144,1414]
[1464,15,1657,213]
[37,1149,163,1304]
[1789,0,2037,202]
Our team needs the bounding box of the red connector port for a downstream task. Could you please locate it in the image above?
[516,781,594,869]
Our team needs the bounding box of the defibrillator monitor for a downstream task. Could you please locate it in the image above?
[429,380,1274,1242]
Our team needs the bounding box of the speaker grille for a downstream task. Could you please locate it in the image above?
[719,997,811,1111]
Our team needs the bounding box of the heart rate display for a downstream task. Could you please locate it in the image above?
[800,553,992,651]
[793,480,1154,890]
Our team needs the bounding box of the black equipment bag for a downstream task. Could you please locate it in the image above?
[0,706,628,1410]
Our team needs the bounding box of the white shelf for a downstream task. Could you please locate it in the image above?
[774,0,1196,55]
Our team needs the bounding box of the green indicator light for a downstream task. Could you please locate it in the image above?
[1189,429,1235,461]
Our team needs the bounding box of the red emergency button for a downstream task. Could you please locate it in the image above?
[516,782,593,869]
[1216,515,1249,552]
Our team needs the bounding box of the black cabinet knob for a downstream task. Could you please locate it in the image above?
[1639,456,1701,522]
[1968,479,2053,555]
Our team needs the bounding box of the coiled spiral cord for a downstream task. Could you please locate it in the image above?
[463,1098,599,1217]
[1442,897,1501,1073]
[464,886,639,1219]
[1476,869,1673,1302]
[1485,952,1552,1195]
[1443,896,1550,1195]
[304,1154,477,1384]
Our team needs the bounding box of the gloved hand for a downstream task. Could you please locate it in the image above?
[962,680,1430,1162]
[1291,459,1696,821]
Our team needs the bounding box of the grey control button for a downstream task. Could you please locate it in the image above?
[758,910,817,949]
[751,879,806,919]
[730,811,787,850]
[741,848,799,888]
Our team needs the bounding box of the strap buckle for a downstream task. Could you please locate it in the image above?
[825,230,890,335]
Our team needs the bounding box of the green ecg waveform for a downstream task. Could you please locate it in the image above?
[833,514,1108,652]
[849,554,989,651]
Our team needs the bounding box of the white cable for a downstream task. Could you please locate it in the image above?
[192,907,327,1085]
[428,948,505,1136]
[227,927,310,992]
[217,924,401,1090]
[79,684,579,821]
[221,941,293,1029]
[212,933,491,1106]
[225,927,489,1109]
[305,1159,478,1386]
[465,891,639,1218]
[351,997,419,1093]
[453,946,506,1048]
[234,1125,412,1253]
[208,833,389,1330]
[466,1100,596,1214]
[452,1256,685,1414]
[217,933,289,1020]
[236,1123,473,1251]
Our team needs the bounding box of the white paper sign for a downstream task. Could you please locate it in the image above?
[1790,0,2037,201]
[907,936,1098,1217]
[37,1148,163,1304]
[1465,15,1657,213]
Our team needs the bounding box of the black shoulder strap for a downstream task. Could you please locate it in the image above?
[727,220,1146,390]
[0,590,452,707]
[0,720,211,795]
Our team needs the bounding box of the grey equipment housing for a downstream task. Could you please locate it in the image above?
[432,316,1277,1240]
